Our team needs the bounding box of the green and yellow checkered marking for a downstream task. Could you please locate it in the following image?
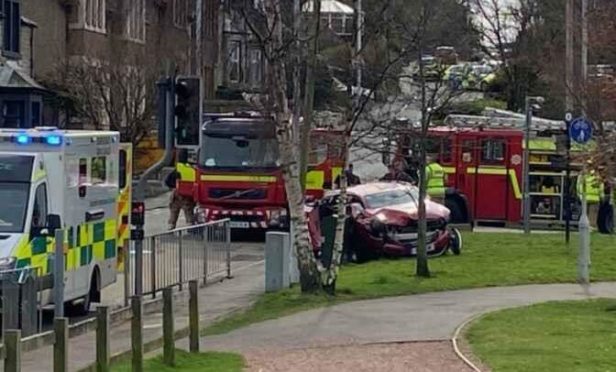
[12,219,117,275]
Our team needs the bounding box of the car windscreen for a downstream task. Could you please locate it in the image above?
[200,134,279,170]
[364,188,419,209]
[0,182,30,233]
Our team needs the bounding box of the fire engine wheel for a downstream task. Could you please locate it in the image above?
[449,227,462,255]
[597,203,614,234]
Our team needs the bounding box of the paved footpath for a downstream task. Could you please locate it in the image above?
[18,263,264,372]
[193,282,616,371]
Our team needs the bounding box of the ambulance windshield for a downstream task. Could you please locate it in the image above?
[200,134,279,170]
[0,183,29,233]
[0,155,34,233]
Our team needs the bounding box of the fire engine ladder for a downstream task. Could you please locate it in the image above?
[444,107,616,132]
[444,108,566,132]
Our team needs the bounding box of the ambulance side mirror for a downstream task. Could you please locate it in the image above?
[47,214,61,232]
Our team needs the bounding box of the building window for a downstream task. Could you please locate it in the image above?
[85,0,106,32]
[126,0,146,42]
[3,0,20,54]
[247,47,263,88]
[227,41,242,84]
[3,100,24,128]
[173,0,188,28]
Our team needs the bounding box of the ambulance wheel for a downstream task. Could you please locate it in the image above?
[71,272,100,316]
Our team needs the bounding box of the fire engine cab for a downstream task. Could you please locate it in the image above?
[177,112,345,230]
[0,128,132,313]
[396,112,612,231]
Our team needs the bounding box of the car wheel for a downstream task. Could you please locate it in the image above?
[449,227,462,255]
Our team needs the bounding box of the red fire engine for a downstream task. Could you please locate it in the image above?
[177,112,345,230]
[397,113,612,231]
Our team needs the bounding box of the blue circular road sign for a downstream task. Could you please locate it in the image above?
[569,117,593,144]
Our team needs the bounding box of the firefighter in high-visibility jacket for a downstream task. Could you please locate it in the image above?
[426,157,446,205]
[577,170,604,228]
[167,162,196,230]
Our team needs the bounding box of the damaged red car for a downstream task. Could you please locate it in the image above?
[310,182,462,263]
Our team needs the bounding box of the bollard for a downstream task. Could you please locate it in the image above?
[163,287,175,366]
[131,296,144,372]
[4,329,21,372]
[189,280,200,352]
[54,318,69,372]
[96,306,110,372]
[265,232,290,292]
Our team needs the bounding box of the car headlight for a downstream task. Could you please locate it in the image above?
[0,257,17,271]
[376,213,387,222]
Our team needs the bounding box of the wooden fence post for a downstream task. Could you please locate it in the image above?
[54,318,69,372]
[189,280,199,352]
[131,296,144,372]
[96,306,110,372]
[4,329,21,372]
[163,287,175,366]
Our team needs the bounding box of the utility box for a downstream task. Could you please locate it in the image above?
[265,232,290,292]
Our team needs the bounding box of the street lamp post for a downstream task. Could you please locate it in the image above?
[523,96,544,234]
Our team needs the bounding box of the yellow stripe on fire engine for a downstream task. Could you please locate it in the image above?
[200,174,277,183]
[466,167,522,200]
[443,166,456,174]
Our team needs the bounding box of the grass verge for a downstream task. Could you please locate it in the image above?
[466,299,616,372]
[112,349,245,372]
[204,232,616,335]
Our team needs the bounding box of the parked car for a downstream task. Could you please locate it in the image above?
[309,182,462,263]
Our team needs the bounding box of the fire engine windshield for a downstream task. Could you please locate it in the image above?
[0,183,30,233]
[201,134,279,169]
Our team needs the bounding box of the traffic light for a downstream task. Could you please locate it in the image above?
[174,76,202,148]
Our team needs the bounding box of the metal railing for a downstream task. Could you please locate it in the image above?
[126,219,231,299]
[0,267,43,339]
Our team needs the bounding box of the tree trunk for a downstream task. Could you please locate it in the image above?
[281,134,322,292]
[416,142,430,277]
[323,133,350,293]
[265,0,322,293]
[416,32,431,278]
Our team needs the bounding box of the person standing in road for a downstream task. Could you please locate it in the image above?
[165,169,196,230]
[425,155,446,205]
[381,161,415,183]
[335,163,361,188]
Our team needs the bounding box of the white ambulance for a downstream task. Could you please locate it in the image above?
[0,127,132,313]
